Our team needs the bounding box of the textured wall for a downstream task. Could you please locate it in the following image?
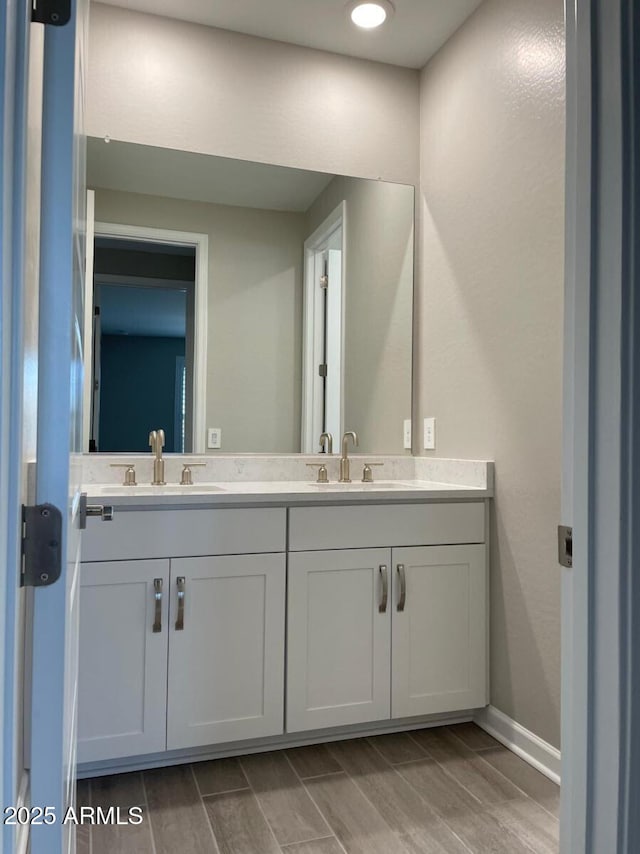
[417,0,565,746]
[87,3,420,185]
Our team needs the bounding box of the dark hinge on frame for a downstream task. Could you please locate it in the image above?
[32,0,71,25]
[21,504,63,587]
[558,525,573,568]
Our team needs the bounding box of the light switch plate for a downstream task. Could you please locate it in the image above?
[423,417,436,450]
[403,419,412,449]
[207,427,222,449]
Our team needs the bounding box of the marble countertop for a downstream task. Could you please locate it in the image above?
[85,478,491,507]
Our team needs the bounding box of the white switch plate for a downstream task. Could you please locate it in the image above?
[207,427,222,449]
[403,419,412,449]
[423,417,436,450]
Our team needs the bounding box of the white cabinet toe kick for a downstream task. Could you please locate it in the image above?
[77,500,489,773]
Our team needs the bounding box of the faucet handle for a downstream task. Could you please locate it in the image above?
[110,463,137,486]
[306,463,329,484]
[362,462,383,483]
[180,463,206,485]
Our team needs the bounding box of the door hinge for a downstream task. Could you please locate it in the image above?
[32,0,71,25]
[558,524,573,568]
[319,275,328,289]
[318,363,328,377]
[21,504,63,587]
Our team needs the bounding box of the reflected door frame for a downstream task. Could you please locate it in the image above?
[83,213,209,453]
[301,201,345,453]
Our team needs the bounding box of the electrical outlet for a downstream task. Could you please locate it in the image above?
[207,427,222,449]
[403,419,412,449]
[423,417,436,450]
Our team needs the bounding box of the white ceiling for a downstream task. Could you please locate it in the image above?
[96,0,484,69]
[87,137,335,212]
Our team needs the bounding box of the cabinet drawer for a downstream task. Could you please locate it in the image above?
[289,503,485,551]
[82,507,286,561]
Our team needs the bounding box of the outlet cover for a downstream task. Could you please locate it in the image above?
[403,419,412,449]
[207,427,222,449]
[423,417,436,450]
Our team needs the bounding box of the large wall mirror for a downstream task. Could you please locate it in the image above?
[85,138,414,455]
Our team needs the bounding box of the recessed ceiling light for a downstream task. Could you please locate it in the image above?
[347,1,395,30]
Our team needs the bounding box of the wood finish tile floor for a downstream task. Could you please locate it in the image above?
[77,725,559,854]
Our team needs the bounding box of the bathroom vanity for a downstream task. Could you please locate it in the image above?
[76,457,492,776]
[78,104,492,777]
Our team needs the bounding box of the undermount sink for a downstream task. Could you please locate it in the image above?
[96,483,226,495]
[309,481,412,490]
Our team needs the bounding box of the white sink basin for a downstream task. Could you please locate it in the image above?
[95,483,226,495]
[309,481,412,490]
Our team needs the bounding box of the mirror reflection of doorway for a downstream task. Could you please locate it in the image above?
[302,202,344,453]
[90,237,196,453]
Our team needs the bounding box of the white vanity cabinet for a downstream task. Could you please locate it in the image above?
[166,553,285,749]
[391,545,486,718]
[77,560,169,764]
[286,504,487,733]
[287,548,392,732]
[78,507,287,764]
[78,498,488,771]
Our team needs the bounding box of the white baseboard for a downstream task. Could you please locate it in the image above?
[474,705,561,785]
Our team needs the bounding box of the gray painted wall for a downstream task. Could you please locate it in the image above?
[306,176,414,454]
[94,189,306,453]
[87,3,420,186]
[416,0,565,747]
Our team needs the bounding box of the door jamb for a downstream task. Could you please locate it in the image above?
[562,0,640,850]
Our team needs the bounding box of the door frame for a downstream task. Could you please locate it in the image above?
[0,1,32,851]
[87,220,209,453]
[301,202,345,453]
[562,0,640,850]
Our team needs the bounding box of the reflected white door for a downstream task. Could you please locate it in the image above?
[325,248,342,439]
[302,203,344,452]
[28,1,89,851]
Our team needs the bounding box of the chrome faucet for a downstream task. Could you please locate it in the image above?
[319,432,333,454]
[149,428,166,485]
[339,431,359,483]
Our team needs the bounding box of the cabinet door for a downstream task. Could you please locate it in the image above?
[77,560,169,764]
[287,548,391,733]
[167,554,285,750]
[391,545,487,718]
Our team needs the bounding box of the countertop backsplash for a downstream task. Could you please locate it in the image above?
[77,454,493,490]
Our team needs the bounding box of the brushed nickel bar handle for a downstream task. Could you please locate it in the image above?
[175,576,185,630]
[379,565,388,613]
[397,564,406,612]
[152,578,163,633]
